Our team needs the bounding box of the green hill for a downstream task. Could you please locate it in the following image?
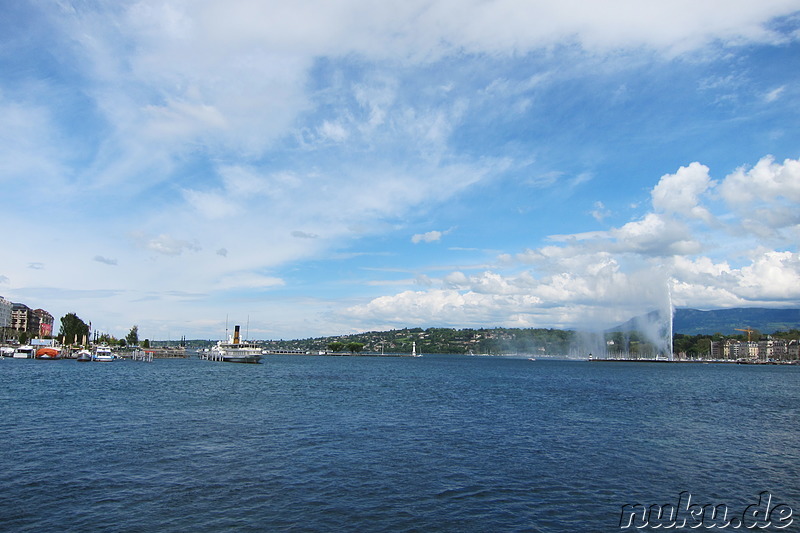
[673,308,800,335]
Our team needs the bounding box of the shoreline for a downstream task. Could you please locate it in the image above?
[588,358,797,365]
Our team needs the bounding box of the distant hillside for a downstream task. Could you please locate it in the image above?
[615,308,800,335]
[673,308,800,335]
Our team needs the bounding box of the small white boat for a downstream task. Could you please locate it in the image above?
[13,345,36,359]
[93,346,115,362]
[75,349,92,362]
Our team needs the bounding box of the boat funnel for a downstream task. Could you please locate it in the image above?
[233,325,240,344]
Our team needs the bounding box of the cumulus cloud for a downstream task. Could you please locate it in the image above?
[651,162,715,221]
[341,157,800,331]
[719,156,800,208]
[718,156,800,239]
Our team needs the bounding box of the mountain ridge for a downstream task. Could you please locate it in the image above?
[617,307,800,336]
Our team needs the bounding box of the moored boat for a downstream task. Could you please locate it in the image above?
[206,325,261,364]
[36,347,62,359]
[75,349,92,362]
[93,345,115,362]
[13,345,36,359]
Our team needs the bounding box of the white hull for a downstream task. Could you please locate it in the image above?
[204,325,262,364]
[221,353,262,364]
[13,346,36,358]
[206,342,262,364]
[93,346,116,362]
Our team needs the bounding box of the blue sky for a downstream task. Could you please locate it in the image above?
[2,1,799,341]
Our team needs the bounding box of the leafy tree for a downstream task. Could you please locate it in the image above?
[143,339,150,348]
[19,331,29,345]
[328,341,345,352]
[59,312,90,345]
[126,325,139,346]
[96,333,117,345]
[346,342,364,354]
[118,338,127,347]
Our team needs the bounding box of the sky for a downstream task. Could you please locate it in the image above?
[1,1,800,342]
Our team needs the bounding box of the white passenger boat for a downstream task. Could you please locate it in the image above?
[206,325,262,364]
[13,345,36,359]
[93,345,115,362]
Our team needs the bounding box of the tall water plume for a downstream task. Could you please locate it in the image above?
[570,277,675,359]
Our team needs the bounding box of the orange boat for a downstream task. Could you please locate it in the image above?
[36,347,62,359]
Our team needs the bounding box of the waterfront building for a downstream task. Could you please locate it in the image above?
[789,340,800,361]
[33,309,54,337]
[10,303,48,338]
[710,340,723,359]
[759,339,788,361]
[0,296,12,341]
[710,339,742,360]
[11,303,32,334]
[758,339,774,361]
[742,341,759,360]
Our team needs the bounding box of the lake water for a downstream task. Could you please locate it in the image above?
[1,355,798,532]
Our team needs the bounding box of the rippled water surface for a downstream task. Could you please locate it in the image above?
[1,356,798,531]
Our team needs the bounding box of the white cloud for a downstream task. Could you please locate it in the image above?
[764,86,786,102]
[343,246,800,331]
[4,2,799,340]
[590,201,610,222]
[651,162,715,221]
[412,230,443,243]
[144,98,228,141]
[610,214,702,256]
[342,156,800,331]
[720,156,800,207]
[317,121,349,142]
[736,251,800,300]
[144,234,202,256]
[718,156,800,240]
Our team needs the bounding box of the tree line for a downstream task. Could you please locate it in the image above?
[55,312,147,347]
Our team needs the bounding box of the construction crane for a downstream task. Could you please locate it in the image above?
[735,328,756,342]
